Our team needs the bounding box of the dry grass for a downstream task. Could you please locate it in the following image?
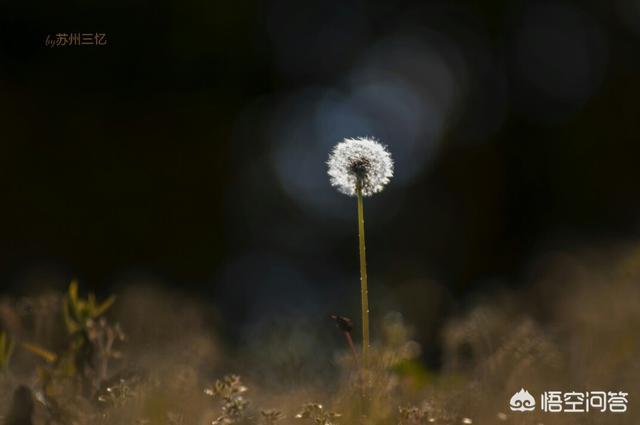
[1,244,639,425]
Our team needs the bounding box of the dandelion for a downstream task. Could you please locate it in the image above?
[327,137,394,398]
[327,137,394,197]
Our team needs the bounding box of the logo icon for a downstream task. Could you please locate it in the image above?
[510,388,536,412]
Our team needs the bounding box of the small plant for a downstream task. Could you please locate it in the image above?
[260,409,284,425]
[63,279,116,336]
[295,403,342,425]
[205,374,250,424]
[327,137,394,379]
[20,279,122,415]
[62,280,121,395]
[97,378,138,406]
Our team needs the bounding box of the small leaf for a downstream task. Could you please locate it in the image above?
[21,342,58,363]
[63,298,80,334]
[68,279,82,321]
[93,295,116,318]
[69,279,79,305]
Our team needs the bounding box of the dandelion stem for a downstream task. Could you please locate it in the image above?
[356,179,369,371]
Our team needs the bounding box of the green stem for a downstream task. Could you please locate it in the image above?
[356,181,369,371]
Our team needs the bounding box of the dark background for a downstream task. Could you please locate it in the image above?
[1,0,640,365]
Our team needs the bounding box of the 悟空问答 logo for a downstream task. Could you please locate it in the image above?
[510,388,536,412]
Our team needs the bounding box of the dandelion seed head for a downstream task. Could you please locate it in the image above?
[327,137,394,196]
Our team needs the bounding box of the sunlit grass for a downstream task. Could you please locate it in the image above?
[0,243,637,425]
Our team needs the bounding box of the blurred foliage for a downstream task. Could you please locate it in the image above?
[295,403,341,425]
[0,331,14,371]
[206,375,250,425]
[63,280,116,336]
[0,244,639,424]
[259,409,284,425]
[15,281,124,424]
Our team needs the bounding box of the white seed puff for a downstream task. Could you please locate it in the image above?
[327,137,394,196]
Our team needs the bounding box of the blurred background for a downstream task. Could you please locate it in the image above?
[1,0,640,371]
